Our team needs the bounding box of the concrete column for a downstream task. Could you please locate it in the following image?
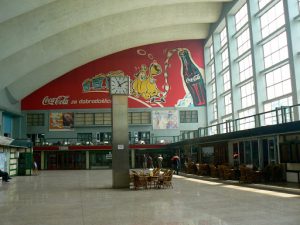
[131,149,135,168]
[112,95,129,188]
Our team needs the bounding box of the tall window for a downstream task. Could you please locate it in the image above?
[209,44,214,60]
[213,102,218,120]
[264,96,293,125]
[221,48,229,69]
[235,3,248,31]
[239,55,253,82]
[260,1,285,38]
[210,122,218,135]
[224,93,232,115]
[223,70,231,92]
[222,116,233,133]
[241,81,255,108]
[211,82,216,99]
[237,29,251,56]
[238,108,255,130]
[220,27,227,47]
[265,64,292,100]
[262,32,288,69]
[264,96,293,112]
[210,63,215,80]
[259,0,273,9]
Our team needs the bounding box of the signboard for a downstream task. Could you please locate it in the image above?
[117,144,124,150]
[49,112,74,131]
[22,40,205,110]
[152,110,179,129]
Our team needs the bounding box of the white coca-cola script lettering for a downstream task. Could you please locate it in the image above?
[185,74,200,83]
[42,96,70,105]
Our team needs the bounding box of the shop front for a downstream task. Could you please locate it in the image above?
[89,150,112,169]
[44,151,86,170]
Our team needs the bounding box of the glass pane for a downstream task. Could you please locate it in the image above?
[260,1,285,38]
[245,141,252,164]
[235,3,248,31]
[239,142,245,164]
[252,140,259,169]
[269,139,276,163]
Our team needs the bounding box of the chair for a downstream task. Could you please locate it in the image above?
[156,170,173,188]
[223,166,235,180]
[199,164,209,176]
[133,174,147,190]
[218,165,226,179]
[245,169,262,183]
[209,164,218,177]
[162,174,173,188]
[239,166,262,183]
[152,168,160,176]
[149,176,159,188]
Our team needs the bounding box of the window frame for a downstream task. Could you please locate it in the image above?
[27,113,45,126]
[180,110,198,123]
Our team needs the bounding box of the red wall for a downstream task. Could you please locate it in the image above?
[21,40,205,110]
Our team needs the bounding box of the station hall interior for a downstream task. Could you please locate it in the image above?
[1,0,300,224]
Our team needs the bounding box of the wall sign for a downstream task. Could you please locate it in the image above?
[22,40,205,110]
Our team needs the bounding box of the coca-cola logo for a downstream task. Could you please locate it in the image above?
[185,74,200,83]
[42,96,70,105]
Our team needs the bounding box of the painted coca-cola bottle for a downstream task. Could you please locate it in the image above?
[178,49,206,106]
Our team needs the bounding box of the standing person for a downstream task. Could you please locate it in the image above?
[148,155,153,169]
[171,154,180,175]
[143,154,147,169]
[157,154,163,169]
[33,161,39,175]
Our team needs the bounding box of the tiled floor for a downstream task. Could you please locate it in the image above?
[0,170,300,225]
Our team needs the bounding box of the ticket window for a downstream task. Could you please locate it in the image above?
[77,133,92,145]
[100,132,112,144]
[137,132,150,144]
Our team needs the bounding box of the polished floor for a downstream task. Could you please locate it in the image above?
[0,170,300,225]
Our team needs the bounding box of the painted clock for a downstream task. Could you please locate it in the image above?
[110,76,130,95]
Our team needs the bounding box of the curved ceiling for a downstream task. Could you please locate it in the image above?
[0,0,231,104]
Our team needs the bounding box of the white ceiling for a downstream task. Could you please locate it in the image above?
[0,0,231,104]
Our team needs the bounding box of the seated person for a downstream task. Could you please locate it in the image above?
[0,169,12,182]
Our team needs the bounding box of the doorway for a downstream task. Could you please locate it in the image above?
[45,151,86,169]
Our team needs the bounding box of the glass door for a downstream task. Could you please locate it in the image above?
[262,137,278,167]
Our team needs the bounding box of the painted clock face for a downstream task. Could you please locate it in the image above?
[110,76,130,95]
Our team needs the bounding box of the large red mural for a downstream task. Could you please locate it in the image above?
[21,40,205,110]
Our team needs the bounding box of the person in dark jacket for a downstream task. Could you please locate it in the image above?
[171,154,180,175]
[0,169,12,182]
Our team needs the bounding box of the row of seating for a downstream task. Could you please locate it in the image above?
[130,169,173,190]
[185,163,263,183]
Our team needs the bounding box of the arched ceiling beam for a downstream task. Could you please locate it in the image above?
[0,0,233,103]
[0,0,230,61]
[7,23,209,101]
[0,2,222,90]
[0,0,56,23]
